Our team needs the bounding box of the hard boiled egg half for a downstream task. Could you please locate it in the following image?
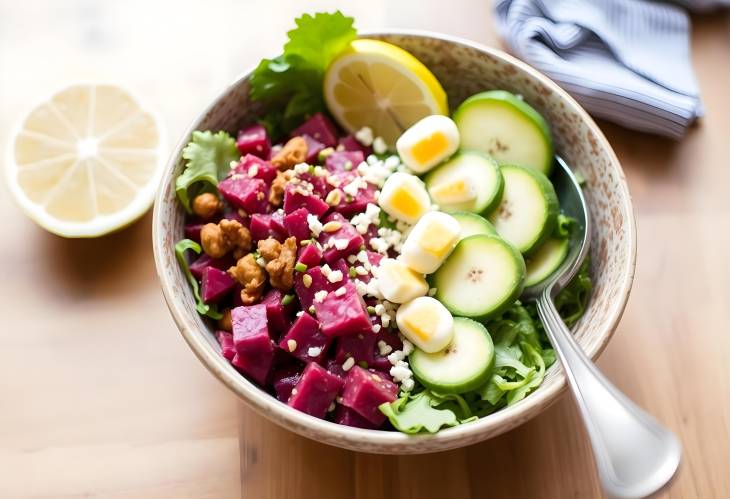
[378,171,431,224]
[400,211,461,274]
[396,115,459,173]
[396,296,454,353]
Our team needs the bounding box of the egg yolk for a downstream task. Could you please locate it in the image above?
[403,306,439,341]
[411,132,448,165]
[419,221,456,258]
[390,186,424,219]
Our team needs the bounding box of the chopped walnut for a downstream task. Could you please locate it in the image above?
[269,170,294,206]
[218,309,232,332]
[228,253,266,304]
[201,219,252,258]
[192,192,222,220]
[271,136,308,170]
[257,236,297,290]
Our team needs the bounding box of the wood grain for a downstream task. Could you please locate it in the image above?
[1,0,729,498]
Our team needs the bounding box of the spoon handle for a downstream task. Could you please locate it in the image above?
[536,292,681,499]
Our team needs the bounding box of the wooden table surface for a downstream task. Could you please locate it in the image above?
[1,1,728,497]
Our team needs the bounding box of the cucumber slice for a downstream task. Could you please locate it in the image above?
[410,318,495,394]
[453,90,554,175]
[423,151,503,215]
[451,211,497,240]
[489,164,558,255]
[525,237,569,287]
[432,234,525,320]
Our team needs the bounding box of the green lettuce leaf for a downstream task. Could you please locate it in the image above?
[174,239,223,320]
[379,391,458,434]
[175,131,238,213]
[249,11,357,137]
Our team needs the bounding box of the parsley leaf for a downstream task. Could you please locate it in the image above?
[174,239,223,320]
[175,131,238,213]
[249,11,357,138]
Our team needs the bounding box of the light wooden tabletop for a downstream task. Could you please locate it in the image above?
[1,1,728,498]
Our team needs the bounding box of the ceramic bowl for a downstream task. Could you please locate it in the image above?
[153,31,636,454]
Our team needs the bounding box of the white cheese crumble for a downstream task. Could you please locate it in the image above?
[294,162,310,174]
[390,360,412,383]
[342,357,355,371]
[248,164,259,177]
[372,136,387,155]
[314,290,328,303]
[377,339,392,356]
[354,126,374,146]
[307,346,322,358]
[333,238,350,250]
[307,214,323,237]
[334,286,346,297]
[327,270,344,283]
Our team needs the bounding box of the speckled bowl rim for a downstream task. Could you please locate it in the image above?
[153,30,636,454]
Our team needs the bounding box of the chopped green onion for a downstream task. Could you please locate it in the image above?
[295,262,308,273]
[357,361,369,369]
[282,294,295,306]
[367,306,376,314]
[349,267,357,278]
[308,305,316,315]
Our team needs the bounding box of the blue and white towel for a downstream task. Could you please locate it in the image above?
[494,0,709,139]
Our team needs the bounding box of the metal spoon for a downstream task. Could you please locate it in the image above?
[522,157,681,499]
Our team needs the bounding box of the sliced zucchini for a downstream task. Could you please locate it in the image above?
[432,234,525,320]
[489,164,558,254]
[410,318,495,394]
[451,211,497,240]
[424,151,503,215]
[525,237,569,287]
[453,90,554,175]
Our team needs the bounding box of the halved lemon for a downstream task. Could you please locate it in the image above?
[5,84,166,237]
[324,39,448,147]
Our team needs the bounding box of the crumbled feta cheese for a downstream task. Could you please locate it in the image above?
[369,237,389,254]
[343,177,365,197]
[357,250,369,263]
[354,266,368,276]
[355,279,368,296]
[327,270,344,283]
[307,214,323,237]
[372,324,383,334]
[334,286,346,297]
[377,339,392,355]
[314,290,328,303]
[390,360,412,383]
[372,136,387,155]
[374,304,385,316]
[366,154,379,165]
[321,264,332,276]
[381,313,391,328]
[355,126,374,146]
[400,378,415,392]
[248,164,259,177]
[294,162,310,174]
[342,357,355,371]
[307,346,322,358]
[296,310,304,317]
[387,350,405,365]
[313,166,327,177]
[401,338,414,356]
[347,255,358,264]
[333,238,349,250]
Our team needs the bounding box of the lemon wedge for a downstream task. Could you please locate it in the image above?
[324,39,448,147]
[5,84,166,237]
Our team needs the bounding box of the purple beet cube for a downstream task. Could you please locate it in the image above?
[201,267,235,303]
[335,331,377,365]
[297,172,331,198]
[301,134,325,164]
[338,135,373,156]
[236,124,271,159]
[216,331,236,361]
[330,258,350,278]
[283,185,329,217]
[291,112,338,147]
[325,151,364,174]
[313,281,371,337]
[272,364,303,402]
[284,208,312,242]
[333,405,379,429]
[231,154,277,184]
[287,363,344,418]
[319,213,365,263]
[341,365,398,425]
[270,210,288,238]
[218,174,269,214]
[184,221,205,242]
[278,313,331,364]
[330,171,377,217]
[294,267,336,310]
[325,358,347,378]
[355,252,382,284]
[189,253,234,279]
[221,209,248,225]
[250,213,286,242]
[297,243,322,267]
[231,305,274,385]
[261,288,293,335]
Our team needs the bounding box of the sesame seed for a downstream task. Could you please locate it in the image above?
[287,339,297,352]
[322,221,342,233]
[302,274,313,288]
[342,357,355,371]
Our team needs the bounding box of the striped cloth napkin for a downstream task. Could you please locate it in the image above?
[494,0,707,139]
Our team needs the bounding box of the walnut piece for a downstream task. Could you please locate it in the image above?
[258,236,297,291]
[269,170,294,206]
[218,309,232,332]
[200,219,252,258]
[228,254,266,305]
[192,192,222,220]
[271,136,308,170]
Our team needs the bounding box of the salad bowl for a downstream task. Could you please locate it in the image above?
[152,30,636,454]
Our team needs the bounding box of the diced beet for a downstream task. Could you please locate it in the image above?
[319,213,365,264]
[250,214,286,242]
[221,209,248,225]
[284,208,312,242]
[231,305,274,385]
[218,175,269,214]
[330,171,378,217]
[333,405,379,429]
[261,288,293,336]
[184,221,204,242]
[301,134,325,164]
[325,151,364,174]
[270,210,288,238]
[338,135,373,156]
[278,313,331,364]
[355,251,382,284]
[272,364,303,402]
[369,355,392,373]
[341,366,398,425]
[335,330,377,366]
[291,112,338,147]
[313,281,371,337]
[287,363,344,418]
[283,185,329,217]
[216,331,236,361]
[325,358,347,378]
[297,172,331,198]
[297,243,322,267]
[236,124,271,159]
[231,154,277,184]
[201,267,235,303]
[294,267,336,310]
[189,253,234,279]
[232,284,244,308]
[330,258,350,279]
